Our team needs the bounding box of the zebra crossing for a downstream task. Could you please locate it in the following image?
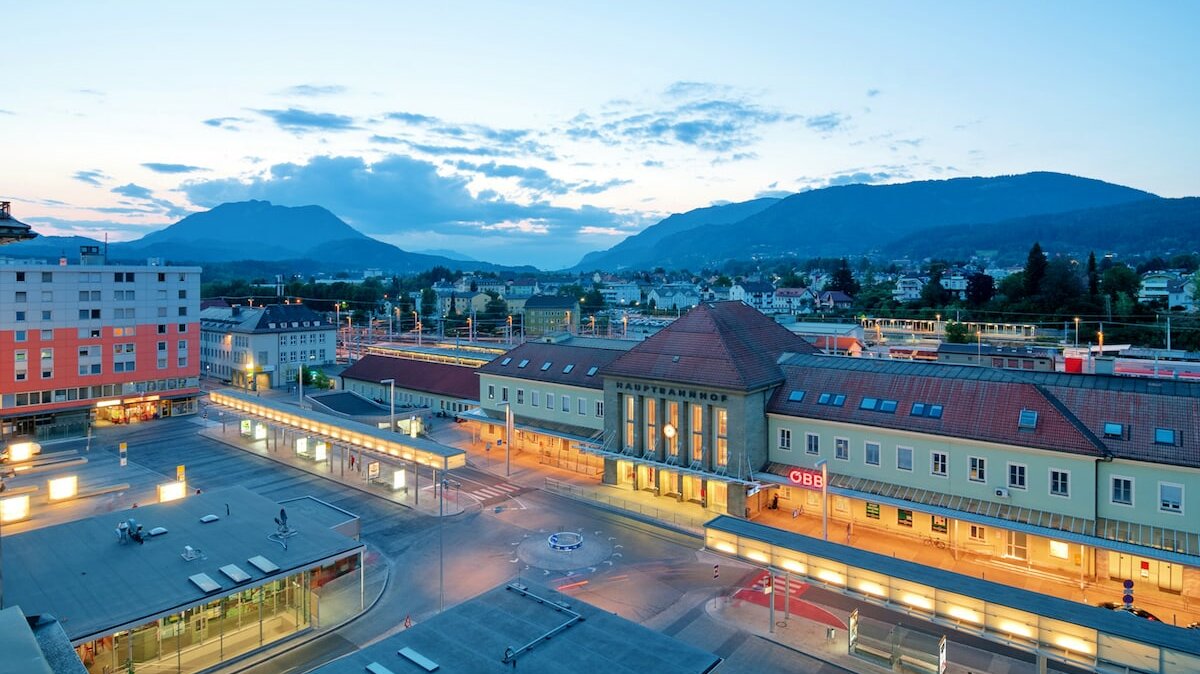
[466,481,521,503]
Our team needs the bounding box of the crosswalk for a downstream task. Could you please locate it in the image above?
[466,482,522,503]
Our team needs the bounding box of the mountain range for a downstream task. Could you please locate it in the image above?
[6,200,533,274]
[573,172,1173,270]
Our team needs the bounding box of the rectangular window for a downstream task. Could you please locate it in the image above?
[1050,469,1070,497]
[501,387,508,402]
[624,395,635,450]
[690,405,703,463]
[14,291,26,302]
[969,525,987,542]
[714,407,728,467]
[859,397,877,410]
[1008,463,1027,490]
[879,399,897,413]
[835,437,849,460]
[1018,409,1038,429]
[41,271,52,282]
[1103,422,1123,438]
[1160,482,1183,514]
[530,391,539,407]
[39,329,52,340]
[665,401,678,457]
[595,400,604,417]
[561,395,569,412]
[1155,428,1176,445]
[931,515,948,534]
[897,446,913,471]
[1049,540,1070,559]
[969,457,986,482]
[865,502,880,519]
[865,441,880,466]
[931,451,948,477]
[488,385,495,400]
[14,330,26,342]
[1111,477,1133,506]
[644,398,657,452]
[578,398,586,415]
[897,509,913,527]
[545,393,554,410]
[778,428,791,450]
[15,311,25,322]
[805,433,819,455]
[516,389,524,405]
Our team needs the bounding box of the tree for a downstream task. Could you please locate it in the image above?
[420,288,437,318]
[996,272,1025,302]
[965,273,995,306]
[1102,264,1139,300]
[828,258,860,295]
[1023,242,1048,299]
[944,320,970,343]
[920,267,952,306]
[1039,259,1085,312]
[1086,252,1099,298]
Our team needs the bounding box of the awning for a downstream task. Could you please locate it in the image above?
[457,407,604,447]
[582,443,760,486]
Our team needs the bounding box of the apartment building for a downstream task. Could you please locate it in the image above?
[0,255,201,440]
[199,303,335,390]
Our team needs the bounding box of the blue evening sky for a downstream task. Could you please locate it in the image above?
[2,2,1197,268]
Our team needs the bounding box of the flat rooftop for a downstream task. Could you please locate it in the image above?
[2,486,363,643]
[307,582,720,674]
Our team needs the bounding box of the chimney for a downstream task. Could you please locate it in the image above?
[232,305,242,317]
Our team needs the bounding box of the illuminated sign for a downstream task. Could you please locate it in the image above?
[787,467,825,490]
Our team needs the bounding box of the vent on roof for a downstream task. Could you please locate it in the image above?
[220,564,251,584]
[189,573,222,593]
[541,361,552,371]
[200,514,219,523]
[500,357,512,366]
[672,355,680,363]
[247,555,280,574]
[366,663,397,674]
[586,366,598,376]
[398,647,439,672]
[1018,409,1038,429]
[518,359,529,368]
[562,364,574,374]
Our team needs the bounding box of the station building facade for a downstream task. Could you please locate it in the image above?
[465,300,1200,618]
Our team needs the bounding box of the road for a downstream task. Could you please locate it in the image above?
[67,416,831,673]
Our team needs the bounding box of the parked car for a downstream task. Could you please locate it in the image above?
[1097,602,1161,622]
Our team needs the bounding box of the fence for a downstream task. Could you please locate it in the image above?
[543,478,708,534]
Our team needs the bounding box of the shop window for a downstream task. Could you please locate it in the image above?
[897,509,913,527]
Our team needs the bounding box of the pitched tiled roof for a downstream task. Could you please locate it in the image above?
[603,301,818,392]
[768,354,1106,457]
[340,354,479,400]
[477,340,631,390]
[523,296,577,309]
[737,281,775,293]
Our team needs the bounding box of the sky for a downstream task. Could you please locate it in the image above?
[3,2,1198,269]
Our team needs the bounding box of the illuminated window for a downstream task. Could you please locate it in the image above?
[1048,540,1070,559]
[690,405,703,463]
[624,395,635,450]
[644,398,657,452]
[714,408,728,467]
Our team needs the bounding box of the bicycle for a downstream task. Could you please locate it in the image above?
[923,535,947,549]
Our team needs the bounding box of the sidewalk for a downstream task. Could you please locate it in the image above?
[195,416,466,518]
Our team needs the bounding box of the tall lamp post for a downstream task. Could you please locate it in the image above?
[976,330,983,363]
[381,378,395,433]
[815,459,828,541]
[412,311,422,346]
[439,475,448,612]
[498,401,513,477]
[1074,317,1080,347]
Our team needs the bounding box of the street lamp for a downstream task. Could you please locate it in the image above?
[1074,317,1080,347]
[412,310,422,346]
[381,378,395,433]
[814,459,828,541]
[439,475,448,612]
[506,315,513,345]
[976,330,983,363]
[498,401,513,477]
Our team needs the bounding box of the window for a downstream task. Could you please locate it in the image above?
[714,407,728,466]
[879,399,897,413]
[910,402,925,416]
[178,306,187,316]
[158,324,168,334]
[805,433,819,455]
[818,392,830,404]
[1049,541,1070,559]
[1050,469,1070,497]
[897,446,913,471]
[15,271,24,282]
[624,396,635,450]
[517,359,529,368]
[530,391,539,407]
[835,437,849,460]
[833,394,845,406]
[928,405,943,418]
[487,385,495,400]
[178,323,187,333]
[586,366,598,376]
[969,457,986,482]
[690,405,703,463]
[865,441,880,466]
[778,428,792,450]
[1103,422,1123,438]
[595,400,604,417]
[787,390,805,402]
[15,311,25,322]
[14,330,25,342]
[41,271,52,282]
[818,393,846,406]
[969,525,986,542]
[39,329,52,340]
[1008,463,1027,490]
[41,310,51,320]
[561,395,570,412]
[500,357,512,366]
[931,515,948,534]
[516,389,524,405]
[540,361,552,371]
[1154,428,1176,445]
[14,291,26,302]
[578,398,586,415]
[859,397,878,410]
[562,364,574,374]
[1160,483,1183,514]
[931,451,948,477]
[501,387,508,402]
[178,289,187,299]
[1111,476,1133,506]
[1018,409,1038,429]
[897,509,913,527]
[866,502,880,519]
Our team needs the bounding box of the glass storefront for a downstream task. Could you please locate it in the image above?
[75,559,355,674]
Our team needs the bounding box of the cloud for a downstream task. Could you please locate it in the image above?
[73,169,108,186]
[142,162,207,174]
[0,109,13,115]
[402,141,508,157]
[278,84,346,97]
[564,81,794,154]
[754,188,794,199]
[805,112,849,132]
[453,161,629,196]
[866,88,881,97]
[203,116,249,130]
[370,135,405,145]
[385,111,440,125]
[22,216,160,240]
[111,183,155,200]
[181,154,627,243]
[575,178,631,194]
[255,108,356,132]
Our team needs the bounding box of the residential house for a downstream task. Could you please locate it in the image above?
[200,303,335,390]
[773,287,818,314]
[817,290,854,310]
[729,280,776,312]
[893,276,925,302]
[522,296,580,336]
